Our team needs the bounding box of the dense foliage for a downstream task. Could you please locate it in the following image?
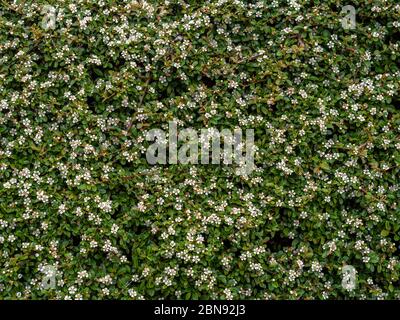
[0,0,400,299]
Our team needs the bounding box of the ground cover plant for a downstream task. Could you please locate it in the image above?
[0,0,400,299]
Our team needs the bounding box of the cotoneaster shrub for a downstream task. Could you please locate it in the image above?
[0,0,399,300]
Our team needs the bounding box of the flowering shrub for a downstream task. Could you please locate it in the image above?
[0,0,400,300]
